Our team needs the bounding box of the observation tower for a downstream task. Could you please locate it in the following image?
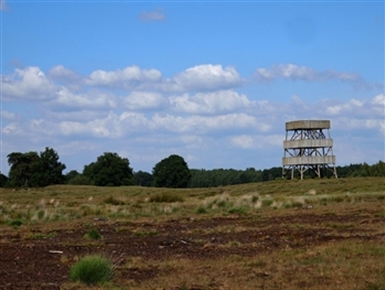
[282,120,338,179]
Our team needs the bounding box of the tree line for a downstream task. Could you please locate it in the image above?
[0,147,384,188]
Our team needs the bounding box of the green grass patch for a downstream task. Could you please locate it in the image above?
[84,228,103,240]
[69,255,113,285]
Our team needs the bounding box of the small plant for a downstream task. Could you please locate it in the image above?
[261,199,273,207]
[228,207,247,215]
[69,255,113,285]
[196,206,207,214]
[8,219,22,228]
[252,195,259,203]
[84,228,103,240]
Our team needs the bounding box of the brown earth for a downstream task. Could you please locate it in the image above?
[1,208,385,289]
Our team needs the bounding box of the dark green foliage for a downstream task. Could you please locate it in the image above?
[8,219,23,228]
[84,229,102,240]
[65,170,79,183]
[152,154,191,188]
[149,192,184,203]
[0,172,8,187]
[83,152,133,186]
[67,174,93,185]
[134,170,153,186]
[69,255,113,285]
[189,167,263,188]
[7,147,66,187]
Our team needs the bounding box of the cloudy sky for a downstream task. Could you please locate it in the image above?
[1,1,384,175]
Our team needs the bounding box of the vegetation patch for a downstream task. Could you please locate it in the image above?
[69,254,113,285]
[84,228,103,240]
[149,192,184,203]
[104,196,125,205]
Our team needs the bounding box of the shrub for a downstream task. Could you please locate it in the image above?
[84,228,102,240]
[69,255,113,285]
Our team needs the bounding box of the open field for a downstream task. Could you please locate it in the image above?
[1,177,385,289]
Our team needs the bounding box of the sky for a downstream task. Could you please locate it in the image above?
[1,0,384,175]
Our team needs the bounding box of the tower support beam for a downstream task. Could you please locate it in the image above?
[282,120,338,179]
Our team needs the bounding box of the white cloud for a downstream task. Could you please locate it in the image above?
[86,66,162,89]
[170,64,242,92]
[122,91,166,110]
[170,90,251,114]
[1,110,18,121]
[152,113,266,134]
[139,8,165,22]
[53,87,117,109]
[255,63,363,85]
[2,66,58,100]
[230,134,283,149]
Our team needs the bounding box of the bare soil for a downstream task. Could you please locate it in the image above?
[1,205,385,289]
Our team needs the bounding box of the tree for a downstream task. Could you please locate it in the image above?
[83,152,133,186]
[133,171,153,187]
[32,147,66,186]
[7,151,40,187]
[152,154,191,188]
[7,147,66,187]
[0,172,8,187]
[65,170,80,183]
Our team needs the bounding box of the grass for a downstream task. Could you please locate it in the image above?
[69,255,113,285]
[1,177,385,289]
[84,228,103,240]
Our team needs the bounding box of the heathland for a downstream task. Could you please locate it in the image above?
[0,176,384,289]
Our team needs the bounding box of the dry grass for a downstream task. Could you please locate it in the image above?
[1,177,385,289]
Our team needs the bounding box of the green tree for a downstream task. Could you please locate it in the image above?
[83,152,133,186]
[7,151,40,187]
[152,154,191,188]
[7,147,66,187]
[133,171,153,187]
[32,147,66,186]
[0,172,8,187]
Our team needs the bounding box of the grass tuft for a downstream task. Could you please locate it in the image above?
[84,228,103,240]
[69,254,113,285]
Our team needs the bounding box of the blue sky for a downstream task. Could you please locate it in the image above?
[1,0,384,175]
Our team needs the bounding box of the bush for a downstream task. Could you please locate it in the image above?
[69,255,113,285]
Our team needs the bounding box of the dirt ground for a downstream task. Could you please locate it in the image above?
[1,205,385,290]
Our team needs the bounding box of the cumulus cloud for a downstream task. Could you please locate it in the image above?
[152,113,265,134]
[255,64,363,86]
[122,91,166,111]
[1,66,58,100]
[139,8,166,22]
[48,65,82,89]
[326,94,384,118]
[52,87,117,109]
[170,90,251,114]
[86,66,162,90]
[169,64,243,92]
